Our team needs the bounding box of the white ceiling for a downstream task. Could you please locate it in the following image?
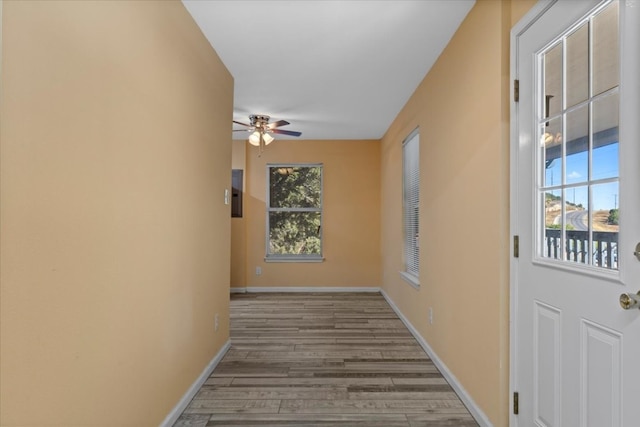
[182,0,475,140]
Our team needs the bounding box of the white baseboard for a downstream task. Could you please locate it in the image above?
[380,290,492,427]
[231,286,381,293]
[160,340,231,427]
[230,287,247,293]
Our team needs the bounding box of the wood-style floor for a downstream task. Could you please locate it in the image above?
[174,292,479,427]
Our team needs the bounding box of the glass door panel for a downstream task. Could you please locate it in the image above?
[538,0,619,270]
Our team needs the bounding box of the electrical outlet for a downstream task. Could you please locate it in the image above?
[214,313,219,331]
[429,307,433,325]
[256,266,262,276]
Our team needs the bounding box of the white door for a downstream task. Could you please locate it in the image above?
[512,1,640,426]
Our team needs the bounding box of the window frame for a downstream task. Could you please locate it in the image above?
[400,128,420,288]
[265,163,324,263]
[535,1,620,273]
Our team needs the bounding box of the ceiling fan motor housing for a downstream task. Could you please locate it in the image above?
[250,114,270,129]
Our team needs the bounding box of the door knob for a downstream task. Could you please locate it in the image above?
[620,291,640,310]
[635,242,640,261]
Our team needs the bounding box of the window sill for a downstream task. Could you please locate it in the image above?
[265,256,325,263]
[399,271,420,289]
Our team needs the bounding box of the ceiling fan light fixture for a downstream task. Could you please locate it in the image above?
[234,114,301,154]
[248,131,261,146]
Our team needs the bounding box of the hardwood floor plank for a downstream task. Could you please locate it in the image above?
[223,350,250,360]
[233,338,337,345]
[203,377,233,386]
[194,388,349,400]
[229,377,394,386]
[211,368,290,378]
[392,378,453,385]
[230,345,296,352]
[278,398,466,413]
[293,344,422,352]
[217,360,344,369]
[347,391,459,400]
[184,399,281,414]
[382,350,431,359]
[335,338,419,344]
[173,414,210,427]
[245,351,384,359]
[206,413,411,427]
[173,293,478,427]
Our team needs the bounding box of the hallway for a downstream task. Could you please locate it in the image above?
[174,292,479,427]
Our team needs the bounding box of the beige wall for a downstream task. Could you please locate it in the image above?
[231,140,247,287]
[238,140,381,287]
[0,1,233,425]
[380,1,535,426]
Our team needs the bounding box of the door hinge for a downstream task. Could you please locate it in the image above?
[514,79,520,102]
[513,391,519,415]
[513,235,520,258]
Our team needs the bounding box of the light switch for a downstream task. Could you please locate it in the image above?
[224,189,230,205]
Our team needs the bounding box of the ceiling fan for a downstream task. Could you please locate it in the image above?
[233,114,302,152]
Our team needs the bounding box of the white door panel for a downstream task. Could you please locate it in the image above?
[512,1,640,426]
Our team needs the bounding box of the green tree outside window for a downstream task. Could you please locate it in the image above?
[267,165,322,258]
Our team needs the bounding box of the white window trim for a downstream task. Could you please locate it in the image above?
[400,271,420,289]
[265,256,325,263]
[265,163,323,262]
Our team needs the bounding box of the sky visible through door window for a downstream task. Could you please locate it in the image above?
[545,142,618,210]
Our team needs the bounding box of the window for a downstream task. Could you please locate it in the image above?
[402,129,420,286]
[266,164,323,262]
[538,1,619,270]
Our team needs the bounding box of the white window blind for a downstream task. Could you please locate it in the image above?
[403,130,420,280]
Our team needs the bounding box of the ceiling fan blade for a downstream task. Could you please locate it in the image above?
[233,129,252,132]
[272,129,302,137]
[233,120,252,127]
[267,120,290,129]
